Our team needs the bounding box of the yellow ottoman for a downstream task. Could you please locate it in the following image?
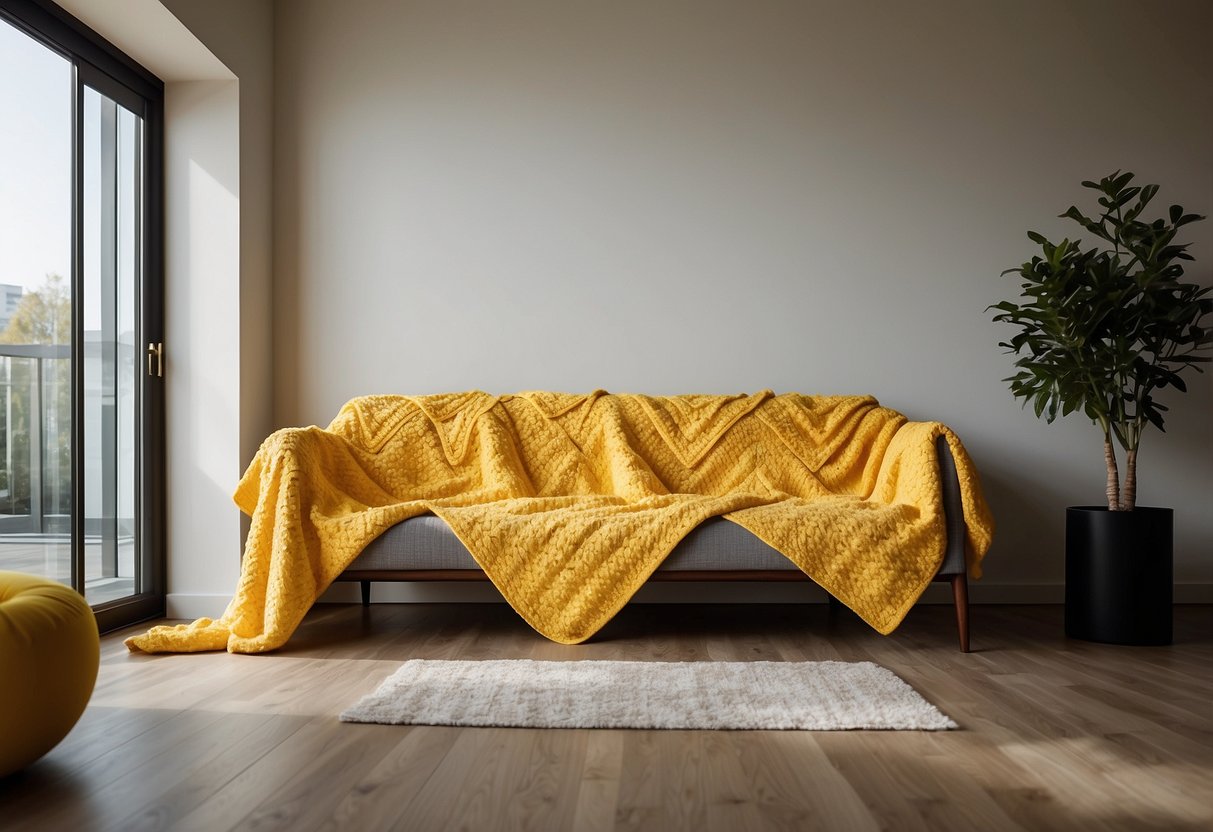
[0,571,100,779]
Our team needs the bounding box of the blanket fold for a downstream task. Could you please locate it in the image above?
[126,392,993,654]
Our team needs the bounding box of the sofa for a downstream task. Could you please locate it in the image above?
[126,392,992,656]
[337,435,973,651]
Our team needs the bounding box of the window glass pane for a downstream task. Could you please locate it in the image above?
[83,87,141,604]
[0,19,73,584]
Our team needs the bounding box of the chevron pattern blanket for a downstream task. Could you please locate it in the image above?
[126,392,994,654]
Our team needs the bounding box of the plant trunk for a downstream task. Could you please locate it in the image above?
[1104,437,1121,511]
[1122,448,1137,511]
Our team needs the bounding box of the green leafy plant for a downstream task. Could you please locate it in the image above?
[991,172,1213,510]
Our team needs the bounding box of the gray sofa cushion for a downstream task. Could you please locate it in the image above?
[347,515,798,572]
[345,437,967,576]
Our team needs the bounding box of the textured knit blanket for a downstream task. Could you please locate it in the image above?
[126,391,994,654]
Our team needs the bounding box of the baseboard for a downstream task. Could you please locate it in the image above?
[1174,584,1213,603]
[946,583,1212,604]
[166,593,231,619]
[169,584,1213,614]
[317,582,1213,605]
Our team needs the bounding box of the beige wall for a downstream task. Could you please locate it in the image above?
[276,0,1212,598]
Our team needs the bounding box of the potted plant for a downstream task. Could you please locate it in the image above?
[991,171,1212,645]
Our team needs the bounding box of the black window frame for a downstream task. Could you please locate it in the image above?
[0,0,165,632]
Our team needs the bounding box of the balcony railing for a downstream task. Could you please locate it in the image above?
[0,342,135,604]
[0,344,72,535]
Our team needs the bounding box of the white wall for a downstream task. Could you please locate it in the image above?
[160,0,275,468]
[163,79,242,610]
[276,0,1213,600]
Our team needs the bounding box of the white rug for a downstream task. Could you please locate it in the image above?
[340,659,956,731]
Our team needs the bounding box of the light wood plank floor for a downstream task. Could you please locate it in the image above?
[2,603,1210,831]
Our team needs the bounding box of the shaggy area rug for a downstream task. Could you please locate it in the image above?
[340,659,956,730]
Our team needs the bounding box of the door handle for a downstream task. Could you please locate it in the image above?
[147,342,163,377]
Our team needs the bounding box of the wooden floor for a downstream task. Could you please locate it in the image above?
[2,603,1211,831]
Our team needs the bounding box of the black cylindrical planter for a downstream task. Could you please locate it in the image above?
[1065,506,1173,645]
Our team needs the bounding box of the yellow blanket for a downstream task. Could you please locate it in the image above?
[126,392,993,654]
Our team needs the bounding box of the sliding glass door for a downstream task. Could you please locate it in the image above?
[0,0,163,630]
[82,83,142,606]
[0,10,73,582]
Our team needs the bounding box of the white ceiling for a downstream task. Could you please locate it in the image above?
[56,0,233,82]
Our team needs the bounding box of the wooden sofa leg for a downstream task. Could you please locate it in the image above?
[950,573,970,652]
[360,580,371,607]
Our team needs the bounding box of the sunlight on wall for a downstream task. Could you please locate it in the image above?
[165,81,242,609]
